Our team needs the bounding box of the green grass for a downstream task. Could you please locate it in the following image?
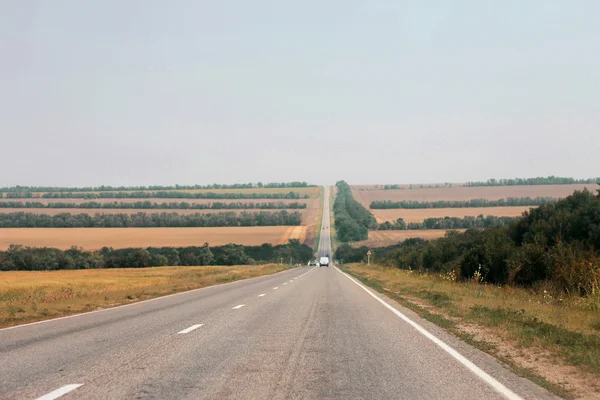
[467,305,600,374]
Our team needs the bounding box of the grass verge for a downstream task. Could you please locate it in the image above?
[329,186,340,253]
[1,264,289,328]
[341,263,600,399]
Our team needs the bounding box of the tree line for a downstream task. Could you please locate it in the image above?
[3,191,309,200]
[464,176,599,187]
[333,181,377,242]
[0,239,314,271]
[378,215,519,230]
[0,182,315,193]
[0,201,307,210]
[0,211,302,228]
[370,197,558,209]
[336,188,600,296]
[380,183,452,190]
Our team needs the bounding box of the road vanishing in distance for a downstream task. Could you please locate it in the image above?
[1,186,556,399]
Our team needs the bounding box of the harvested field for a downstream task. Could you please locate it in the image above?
[0,226,308,250]
[277,226,307,244]
[371,206,532,223]
[1,264,288,328]
[0,208,313,221]
[351,229,464,248]
[352,184,594,209]
[4,187,320,198]
[0,198,315,206]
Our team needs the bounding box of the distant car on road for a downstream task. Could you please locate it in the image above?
[319,256,330,267]
[308,260,318,266]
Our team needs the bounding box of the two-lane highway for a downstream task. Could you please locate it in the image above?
[1,186,556,399]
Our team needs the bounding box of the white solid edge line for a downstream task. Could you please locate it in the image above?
[35,384,84,400]
[232,304,246,309]
[334,266,522,400]
[258,294,266,297]
[1,267,301,332]
[177,324,204,334]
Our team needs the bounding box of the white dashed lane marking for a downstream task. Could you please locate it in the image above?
[177,324,204,334]
[258,294,266,297]
[232,304,246,310]
[36,384,83,400]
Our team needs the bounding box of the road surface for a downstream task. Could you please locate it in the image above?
[1,186,556,399]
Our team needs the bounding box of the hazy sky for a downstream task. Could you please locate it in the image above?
[1,1,599,186]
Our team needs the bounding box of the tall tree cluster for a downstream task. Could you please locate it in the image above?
[333,181,377,242]
[370,197,558,209]
[0,201,307,210]
[0,240,314,271]
[0,182,314,193]
[0,211,302,228]
[464,176,599,187]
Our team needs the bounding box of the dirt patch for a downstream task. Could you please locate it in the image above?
[457,323,600,399]
[276,226,308,245]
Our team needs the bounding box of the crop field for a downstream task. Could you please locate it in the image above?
[0,226,308,250]
[351,229,464,248]
[371,206,531,223]
[352,183,594,208]
[0,207,313,220]
[1,264,288,328]
[2,186,320,198]
[0,198,314,205]
[0,193,322,248]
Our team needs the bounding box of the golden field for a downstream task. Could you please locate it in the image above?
[371,206,531,223]
[351,229,461,248]
[0,194,321,248]
[0,264,289,328]
[0,226,307,250]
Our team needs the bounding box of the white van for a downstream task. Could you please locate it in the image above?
[319,256,330,267]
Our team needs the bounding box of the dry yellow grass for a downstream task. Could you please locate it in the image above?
[371,206,531,223]
[0,226,308,250]
[351,229,463,248]
[0,264,289,328]
[352,184,594,209]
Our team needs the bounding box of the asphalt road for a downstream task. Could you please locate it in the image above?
[1,186,557,399]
